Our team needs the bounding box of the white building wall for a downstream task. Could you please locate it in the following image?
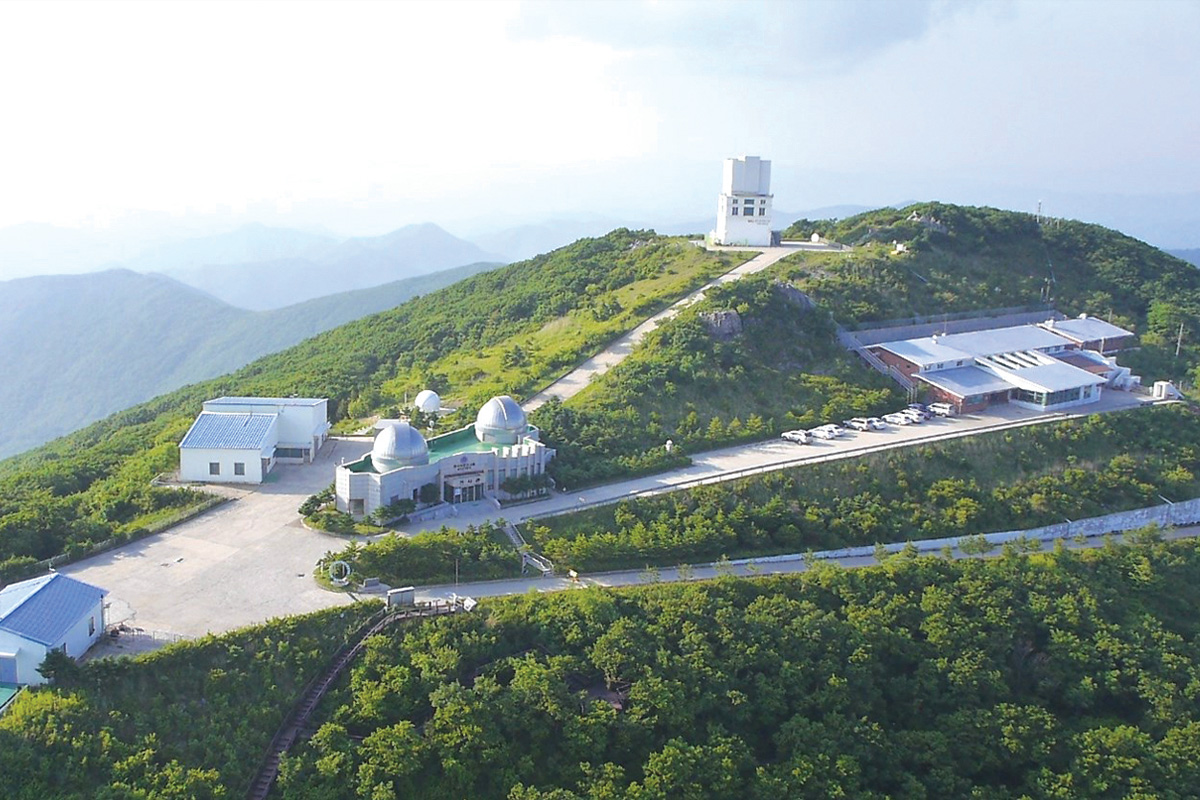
[180,446,269,484]
[0,596,102,685]
[59,596,104,659]
[0,632,48,685]
[714,156,773,246]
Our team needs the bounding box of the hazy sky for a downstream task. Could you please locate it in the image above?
[1,0,1197,239]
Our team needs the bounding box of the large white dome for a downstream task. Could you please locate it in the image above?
[414,389,441,414]
[474,395,527,444]
[372,421,429,471]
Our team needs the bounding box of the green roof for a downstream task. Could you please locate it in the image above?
[427,427,503,459]
[346,425,513,474]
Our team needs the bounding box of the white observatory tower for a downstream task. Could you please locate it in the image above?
[712,156,773,246]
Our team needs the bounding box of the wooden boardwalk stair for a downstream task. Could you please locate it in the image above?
[246,601,461,799]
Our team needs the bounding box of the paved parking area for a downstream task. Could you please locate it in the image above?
[62,392,1158,639]
[62,438,372,637]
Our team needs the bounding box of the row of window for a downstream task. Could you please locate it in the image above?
[731,206,767,216]
[209,461,246,476]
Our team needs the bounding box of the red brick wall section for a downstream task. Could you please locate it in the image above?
[870,347,920,378]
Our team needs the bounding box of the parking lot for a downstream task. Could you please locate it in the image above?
[63,391,1155,639]
[62,437,373,638]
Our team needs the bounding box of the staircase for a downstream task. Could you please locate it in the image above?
[246,602,461,799]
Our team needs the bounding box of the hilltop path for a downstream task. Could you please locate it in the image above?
[523,242,840,412]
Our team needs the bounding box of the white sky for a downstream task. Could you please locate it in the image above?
[0,0,1196,237]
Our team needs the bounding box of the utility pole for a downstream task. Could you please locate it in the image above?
[1177,321,1186,358]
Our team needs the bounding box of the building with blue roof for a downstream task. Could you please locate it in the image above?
[0,573,107,685]
[178,396,330,484]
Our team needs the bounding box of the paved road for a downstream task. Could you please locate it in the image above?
[414,523,1200,606]
[523,243,834,412]
[61,392,1157,639]
[407,391,1155,536]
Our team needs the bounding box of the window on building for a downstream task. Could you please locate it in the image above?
[209,462,220,476]
[731,206,738,215]
[758,207,765,216]
[234,462,245,476]
[276,447,305,459]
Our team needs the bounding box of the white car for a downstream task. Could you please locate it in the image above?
[845,418,871,431]
[809,425,840,440]
[865,417,888,430]
[898,409,925,424]
[882,413,912,426]
[781,430,810,444]
[928,402,957,417]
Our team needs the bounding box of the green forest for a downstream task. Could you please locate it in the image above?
[7,541,1200,797]
[0,602,380,798]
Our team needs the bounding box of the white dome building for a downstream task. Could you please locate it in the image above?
[414,389,441,414]
[371,421,429,472]
[474,395,527,444]
[336,395,553,519]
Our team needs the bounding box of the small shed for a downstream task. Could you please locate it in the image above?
[0,573,108,685]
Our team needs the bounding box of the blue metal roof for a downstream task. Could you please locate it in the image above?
[180,412,277,451]
[0,574,107,646]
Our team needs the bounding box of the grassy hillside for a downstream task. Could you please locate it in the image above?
[532,270,901,487]
[0,262,495,460]
[0,231,740,578]
[10,541,1200,797]
[782,203,1200,384]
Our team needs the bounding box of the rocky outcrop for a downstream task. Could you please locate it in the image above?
[772,280,814,310]
[700,309,743,339]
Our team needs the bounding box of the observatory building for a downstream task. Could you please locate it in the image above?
[712,155,773,246]
[335,395,554,518]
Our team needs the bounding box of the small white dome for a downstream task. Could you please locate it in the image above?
[474,395,527,444]
[414,389,441,414]
[372,421,429,471]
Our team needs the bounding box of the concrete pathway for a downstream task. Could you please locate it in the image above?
[523,242,837,412]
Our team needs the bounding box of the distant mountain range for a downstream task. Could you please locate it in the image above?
[160,223,501,310]
[0,261,497,459]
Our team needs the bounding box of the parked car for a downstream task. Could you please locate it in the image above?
[845,418,871,431]
[865,417,888,430]
[809,425,841,440]
[928,402,957,417]
[906,404,931,419]
[882,413,912,426]
[898,408,925,424]
[781,429,810,444]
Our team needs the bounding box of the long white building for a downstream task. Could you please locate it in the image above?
[868,317,1137,413]
[712,156,773,246]
[336,395,555,518]
[178,396,330,484]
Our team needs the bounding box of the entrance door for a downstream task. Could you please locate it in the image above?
[0,654,17,684]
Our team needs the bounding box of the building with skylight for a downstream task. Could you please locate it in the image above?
[867,316,1137,413]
